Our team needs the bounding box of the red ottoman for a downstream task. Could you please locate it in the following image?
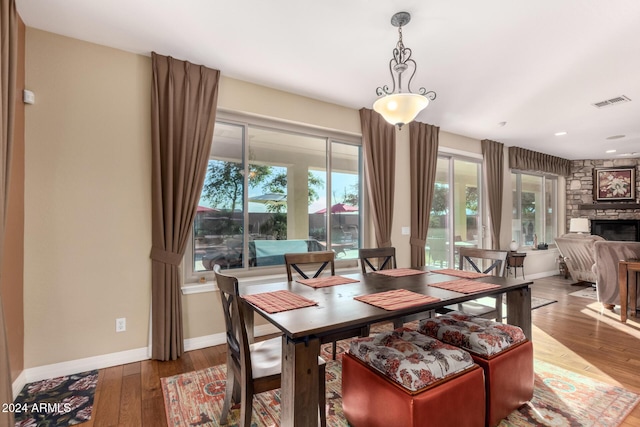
[342,328,485,427]
[419,311,534,427]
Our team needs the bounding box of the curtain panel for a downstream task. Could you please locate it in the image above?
[409,121,439,267]
[359,108,395,248]
[0,0,17,423]
[508,146,571,176]
[150,53,220,360]
[482,139,504,250]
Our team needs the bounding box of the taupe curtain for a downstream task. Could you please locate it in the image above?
[0,0,17,422]
[509,146,571,176]
[150,53,220,360]
[359,108,395,248]
[409,121,439,267]
[482,139,504,250]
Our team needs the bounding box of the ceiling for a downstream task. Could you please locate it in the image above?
[16,0,640,160]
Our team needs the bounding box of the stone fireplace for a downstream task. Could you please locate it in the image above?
[566,159,640,238]
[591,219,640,242]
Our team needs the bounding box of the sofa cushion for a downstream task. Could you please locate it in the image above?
[594,240,640,306]
[349,328,475,392]
[418,311,526,356]
[555,233,605,284]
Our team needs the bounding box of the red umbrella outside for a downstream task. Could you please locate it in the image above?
[197,205,220,212]
[314,203,358,214]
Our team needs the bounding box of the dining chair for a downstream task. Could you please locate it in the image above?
[456,247,508,320]
[284,250,365,359]
[284,250,336,281]
[358,247,397,274]
[360,247,433,329]
[213,264,327,427]
[358,247,403,330]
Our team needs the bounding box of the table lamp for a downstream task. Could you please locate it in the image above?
[569,218,590,234]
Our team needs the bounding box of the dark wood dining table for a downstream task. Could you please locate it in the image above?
[240,268,533,427]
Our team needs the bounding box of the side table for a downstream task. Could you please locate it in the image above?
[618,259,640,323]
[507,252,527,279]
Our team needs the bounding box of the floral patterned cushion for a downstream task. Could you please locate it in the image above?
[349,328,475,392]
[418,311,526,357]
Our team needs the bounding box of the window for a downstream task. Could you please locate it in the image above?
[511,172,557,248]
[427,154,483,268]
[187,115,362,281]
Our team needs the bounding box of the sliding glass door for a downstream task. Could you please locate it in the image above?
[426,155,483,268]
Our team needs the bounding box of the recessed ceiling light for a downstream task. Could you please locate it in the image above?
[606,135,625,140]
[605,149,617,153]
[554,131,567,136]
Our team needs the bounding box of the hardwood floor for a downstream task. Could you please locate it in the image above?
[86,275,640,426]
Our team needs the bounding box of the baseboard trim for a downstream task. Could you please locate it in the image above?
[12,346,150,400]
[183,323,280,352]
[13,323,281,400]
[524,270,560,280]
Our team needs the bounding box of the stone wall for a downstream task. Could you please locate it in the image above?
[566,158,640,227]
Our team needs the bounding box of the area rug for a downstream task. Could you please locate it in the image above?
[452,296,557,317]
[570,286,598,300]
[161,356,639,427]
[13,370,98,427]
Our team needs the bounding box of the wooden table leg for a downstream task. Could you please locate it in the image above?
[619,262,628,323]
[281,336,321,427]
[630,271,637,318]
[506,286,532,340]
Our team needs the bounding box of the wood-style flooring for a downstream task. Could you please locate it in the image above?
[84,275,640,426]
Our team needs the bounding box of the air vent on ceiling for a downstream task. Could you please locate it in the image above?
[592,95,631,108]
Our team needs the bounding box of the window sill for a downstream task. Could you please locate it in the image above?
[182,282,217,295]
[181,265,361,295]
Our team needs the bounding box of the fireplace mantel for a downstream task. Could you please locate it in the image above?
[578,203,640,210]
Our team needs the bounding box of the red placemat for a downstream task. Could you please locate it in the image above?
[297,275,360,288]
[372,268,428,277]
[431,268,489,279]
[428,278,500,294]
[242,290,317,314]
[354,289,440,311]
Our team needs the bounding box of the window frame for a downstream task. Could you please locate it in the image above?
[183,111,364,287]
[511,170,558,250]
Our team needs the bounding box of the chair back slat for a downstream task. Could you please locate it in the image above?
[213,264,252,379]
[285,251,335,281]
[458,247,508,277]
[359,247,397,274]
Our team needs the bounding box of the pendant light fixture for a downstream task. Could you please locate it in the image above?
[373,12,436,129]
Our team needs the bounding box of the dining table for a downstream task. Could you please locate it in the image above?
[240,267,533,427]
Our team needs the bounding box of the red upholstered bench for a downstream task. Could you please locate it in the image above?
[418,311,534,427]
[342,328,485,427]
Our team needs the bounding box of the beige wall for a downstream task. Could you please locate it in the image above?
[24,29,152,367]
[2,18,26,382]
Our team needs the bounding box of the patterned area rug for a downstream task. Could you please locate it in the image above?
[569,286,598,300]
[13,370,98,427]
[162,350,639,427]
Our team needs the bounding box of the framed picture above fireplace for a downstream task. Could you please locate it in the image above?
[593,167,636,201]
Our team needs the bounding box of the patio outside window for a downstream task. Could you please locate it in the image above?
[189,118,362,279]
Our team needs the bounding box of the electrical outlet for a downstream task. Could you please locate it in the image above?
[116,317,126,332]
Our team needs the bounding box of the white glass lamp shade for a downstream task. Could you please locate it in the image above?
[569,218,590,234]
[373,93,429,127]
